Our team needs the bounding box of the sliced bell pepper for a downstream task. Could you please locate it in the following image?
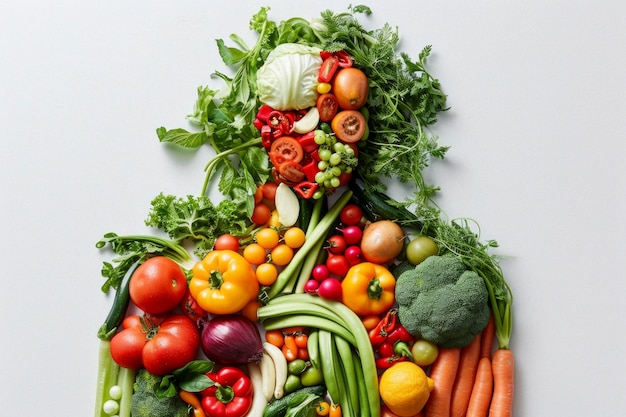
[340,262,396,316]
[189,250,259,315]
[318,56,339,83]
[201,367,253,417]
[293,181,319,200]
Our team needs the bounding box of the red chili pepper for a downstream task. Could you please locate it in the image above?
[260,125,273,149]
[375,355,407,369]
[293,181,319,200]
[298,131,318,153]
[318,56,339,83]
[369,309,398,346]
[386,324,413,345]
[201,367,253,417]
[333,50,353,68]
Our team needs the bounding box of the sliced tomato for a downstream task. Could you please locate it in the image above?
[316,93,339,123]
[277,160,306,183]
[270,136,303,165]
[331,110,367,143]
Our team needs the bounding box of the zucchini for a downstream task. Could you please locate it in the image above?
[262,384,326,417]
[349,179,424,228]
[97,260,141,341]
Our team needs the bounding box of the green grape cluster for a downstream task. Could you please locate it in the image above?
[313,129,358,194]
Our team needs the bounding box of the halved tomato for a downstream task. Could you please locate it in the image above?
[277,160,306,183]
[316,93,339,122]
[331,110,367,143]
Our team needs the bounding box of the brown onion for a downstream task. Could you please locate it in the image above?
[360,220,406,264]
[200,314,264,365]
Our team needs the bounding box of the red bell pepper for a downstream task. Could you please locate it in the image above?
[318,56,339,83]
[293,181,319,200]
[201,367,253,417]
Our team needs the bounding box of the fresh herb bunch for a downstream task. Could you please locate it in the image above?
[144,193,251,259]
[315,5,449,211]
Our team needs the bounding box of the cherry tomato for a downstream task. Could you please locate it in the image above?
[326,235,347,255]
[316,401,331,416]
[256,227,280,249]
[271,244,294,266]
[260,181,278,202]
[214,233,240,251]
[243,243,267,265]
[332,67,369,110]
[331,110,367,143]
[179,289,208,323]
[251,202,271,225]
[405,236,439,265]
[283,227,306,249]
[326,254,350,277]
[129,257,187,315]
[317,278,343,300]
[340,204,363,226]
[316,93,339,122]
[253,186,264,204]
[264,329,285,347]
[411,339,439,367]
[255,262,278,286]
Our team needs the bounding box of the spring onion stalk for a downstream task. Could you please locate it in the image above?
[117,367,137,417]
[267,191,352,299]
[94,340,120,417]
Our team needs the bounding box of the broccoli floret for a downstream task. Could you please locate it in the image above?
[395,255,490,348]
[130,368,190,417]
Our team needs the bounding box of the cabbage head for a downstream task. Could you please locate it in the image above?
[257,43,322,111]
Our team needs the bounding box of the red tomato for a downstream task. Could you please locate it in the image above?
[141,314,200,375]
[316,93,339,122]
[340,204,363,226]
[277,161,306,183]
[109,314,200,376]
[214,233,240,251]
[326,235,347,255]
[251,202,271,225]
[129,257,187,315]
[326,254,350,277]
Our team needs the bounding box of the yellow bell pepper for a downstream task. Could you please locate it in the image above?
[189,250,259,315]
[341,262,396,316]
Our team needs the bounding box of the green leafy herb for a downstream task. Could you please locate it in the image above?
[95,232,191,293]
[316,5,449,209]
[144,193,251,259]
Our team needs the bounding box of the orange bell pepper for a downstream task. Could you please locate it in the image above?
[340,262,396,316]
[189,250,259,315]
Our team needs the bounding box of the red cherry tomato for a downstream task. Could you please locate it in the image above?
[317,278,343,301]
[214,233,240,251]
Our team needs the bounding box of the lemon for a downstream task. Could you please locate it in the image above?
[379,361,434,417]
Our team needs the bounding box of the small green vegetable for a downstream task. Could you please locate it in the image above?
[395,255,491,348]
[130,369,190,417]
[262,384,326,417]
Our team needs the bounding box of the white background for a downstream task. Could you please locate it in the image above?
[2,1,625,415]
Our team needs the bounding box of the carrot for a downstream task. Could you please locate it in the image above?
[479,313,495,359]
[450,334,481,417]
[425,347,461,417]
[179,389,207,417]
[465,357,493,417]
[488,349,514,417]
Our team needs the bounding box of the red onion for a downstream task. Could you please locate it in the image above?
[200,314,264,365]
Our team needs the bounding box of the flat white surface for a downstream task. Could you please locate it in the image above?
[2,1,625,415]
